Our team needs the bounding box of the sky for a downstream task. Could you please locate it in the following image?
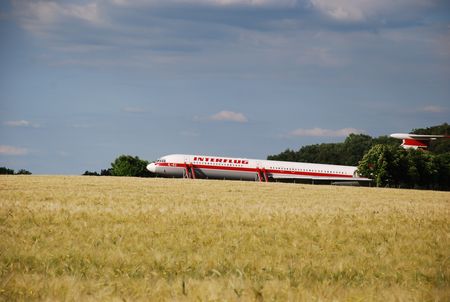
[1,0,449,174]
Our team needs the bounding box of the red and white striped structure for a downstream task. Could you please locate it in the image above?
[390,133,449,149]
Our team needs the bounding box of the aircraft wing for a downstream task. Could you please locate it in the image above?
[390,133,448,140]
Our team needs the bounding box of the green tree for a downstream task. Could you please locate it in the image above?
[268,133,381,166]
[405,150,434,188]
[372,135,401,148]
[268,143,345,165]
[391,149,409,188]
[316,143,344,165]
[110,155,152,177]
[82,171,100,176]
[432,153,450,190]
[412,123,450,154]
[359,145,449,190]
[267,149,298,162]
[100,169,112,176]
[0,167,15,175]
[357,144,398,187]
[342,134,373,166]
[296,144,323,163]
[16,169,32,175]
[411,123,450,135]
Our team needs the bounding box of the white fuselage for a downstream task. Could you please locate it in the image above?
[147,154,370,182]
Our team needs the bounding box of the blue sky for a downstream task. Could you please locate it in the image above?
[1,0,449,174]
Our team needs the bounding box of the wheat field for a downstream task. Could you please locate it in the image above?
[0,176,449,301]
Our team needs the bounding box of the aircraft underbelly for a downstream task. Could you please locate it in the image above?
[199,168,256,181]
[156,166,184,177]
[156,166,257,180]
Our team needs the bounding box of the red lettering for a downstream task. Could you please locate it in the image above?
[194,157,248,164]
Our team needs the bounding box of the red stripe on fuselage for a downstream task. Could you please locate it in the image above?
[156,162,353,178]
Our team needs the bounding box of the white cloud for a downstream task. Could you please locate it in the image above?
[0,145,28,156]
[309,0,432,22]
[111,0,297,7]
[310,0,367,22]
[12,0,445,73]
[16,1,104,34]
[199,0,298,6]
[208,110,248,123]
[289,127,365,137]
[421,105,447,113]
[3,120,40,128]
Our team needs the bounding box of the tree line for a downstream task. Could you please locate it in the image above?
[268,123,450,190]
[0,167,32,175]
[1,155,151,177]
[268,134,401,166]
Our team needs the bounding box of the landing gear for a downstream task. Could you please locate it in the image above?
[183,163,196,179]
[256,168,268,182]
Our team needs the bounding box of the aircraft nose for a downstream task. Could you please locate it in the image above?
[147,163,156,173]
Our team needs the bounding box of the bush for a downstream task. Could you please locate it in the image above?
[110,155,152,177]
[16,169,32,175]
[0,167,15,175]
[83,171,100,176]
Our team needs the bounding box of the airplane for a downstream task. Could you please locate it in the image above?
[146,154,371,183]
[390,133,449,149]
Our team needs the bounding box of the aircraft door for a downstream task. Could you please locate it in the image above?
[255,161,262,181]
